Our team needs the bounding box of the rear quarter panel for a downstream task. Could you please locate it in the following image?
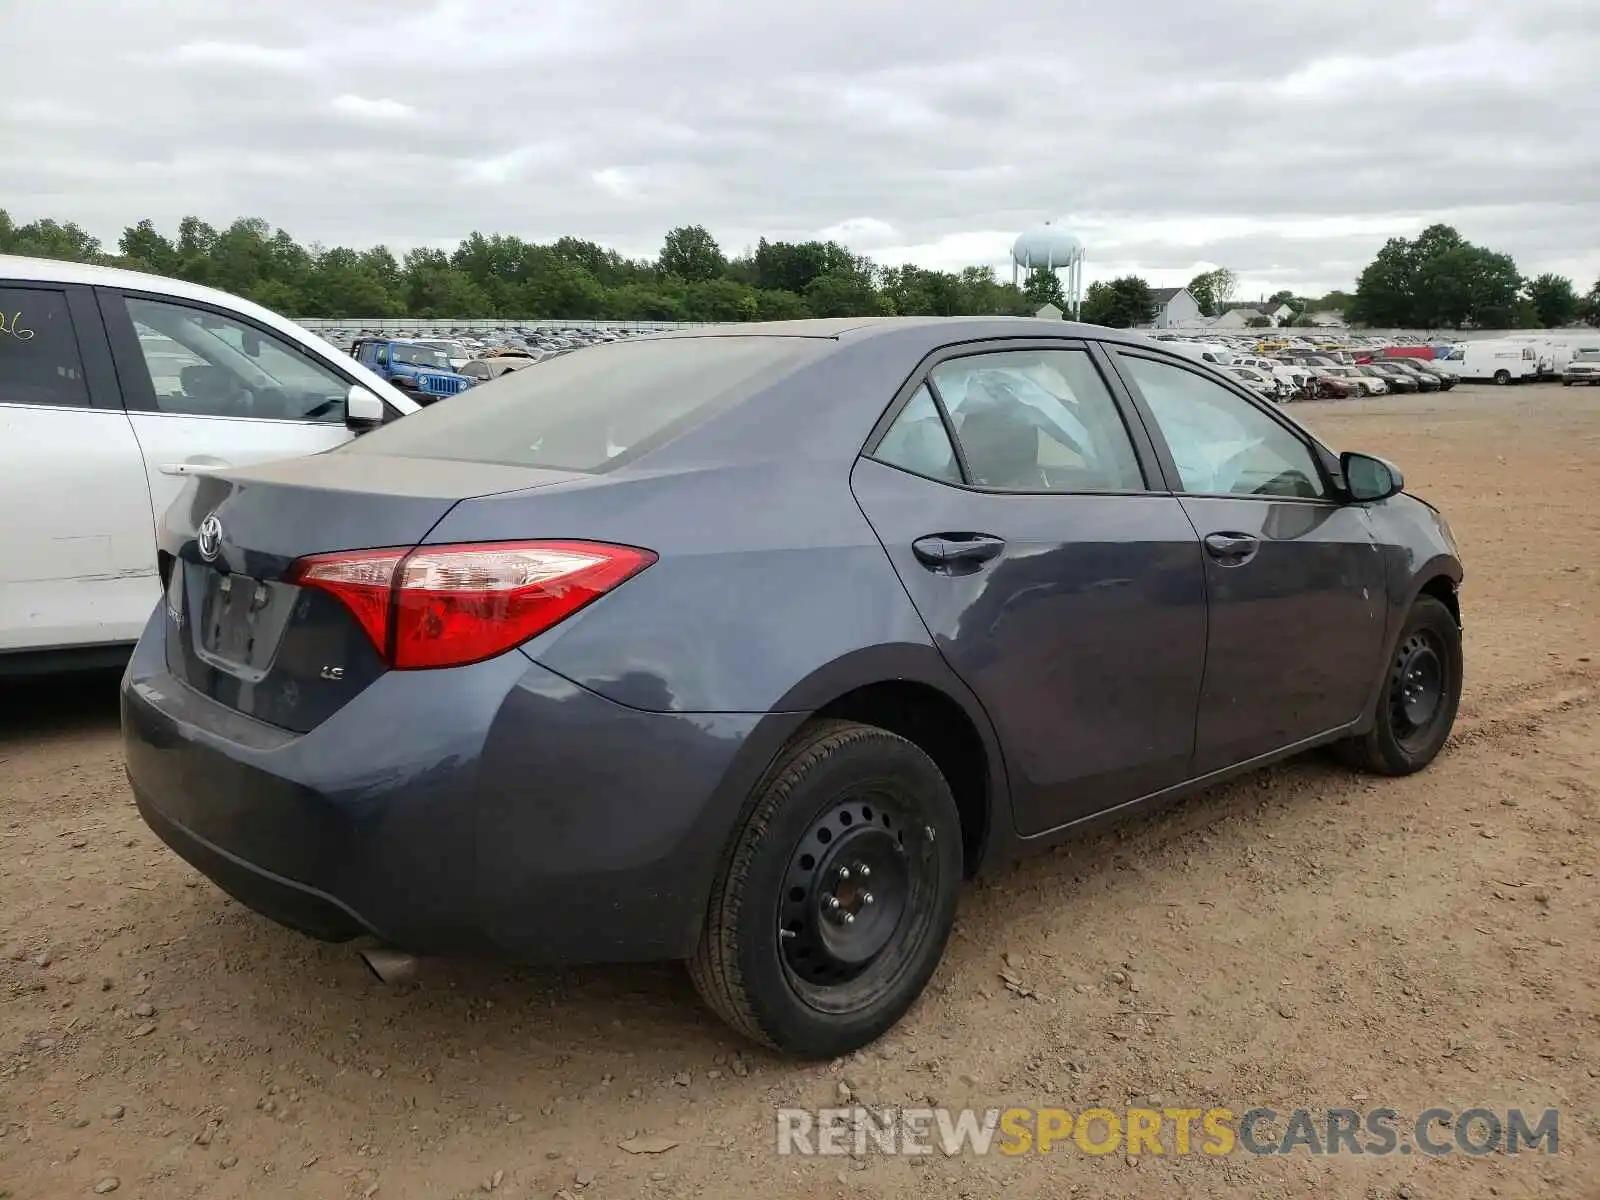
[423,460,948,714]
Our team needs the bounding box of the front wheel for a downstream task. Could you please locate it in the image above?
[690,720,962,1058]
[1338,596,1462,775]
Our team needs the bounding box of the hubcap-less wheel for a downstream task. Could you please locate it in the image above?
[1389,631,1446,752]
[777,794,940,1014]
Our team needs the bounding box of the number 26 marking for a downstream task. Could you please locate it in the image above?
[0,311,35,340]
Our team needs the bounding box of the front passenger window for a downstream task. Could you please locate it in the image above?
[121,297,352,423]
[1118,355,1328,499]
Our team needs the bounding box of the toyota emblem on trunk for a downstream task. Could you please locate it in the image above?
[197,513,223,562]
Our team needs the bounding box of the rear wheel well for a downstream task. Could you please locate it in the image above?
[813,682,990,877]
[1417,575,1461,626]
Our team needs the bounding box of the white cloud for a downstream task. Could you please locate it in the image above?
[0,0,1595,296]
[166,41,314,71]
[330,94,419,122]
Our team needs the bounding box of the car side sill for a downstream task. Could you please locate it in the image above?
[0,641,136,677]
[1013,720,1363,848]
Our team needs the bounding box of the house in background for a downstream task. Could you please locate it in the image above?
[1209,306,1269,329]
[1149,287,1203,328]
[1210,301,1296,328]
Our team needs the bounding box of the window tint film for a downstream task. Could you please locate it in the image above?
[343,336,820,472]
[0,287,91,409]
[931,349,1144,492]
[871,385,960,483]
[1119,355,1327,499]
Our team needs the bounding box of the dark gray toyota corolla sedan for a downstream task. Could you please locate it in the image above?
[122,317,1464,1057]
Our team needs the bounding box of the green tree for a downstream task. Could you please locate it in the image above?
[804,269,890,318]
[1022,266,1066,310]
[1351,224,1524,329]
[0,211,103,261]
[1186,267,1237,318]
[658,224,726,282]
[1080,276,1156,328]
[1526,273,1578,328]
[118,219,180,275]
[1583,278,1600,327]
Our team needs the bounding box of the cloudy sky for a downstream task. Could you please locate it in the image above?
[4,0,1598,298]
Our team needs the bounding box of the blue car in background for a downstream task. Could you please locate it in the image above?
[352,337,474,404]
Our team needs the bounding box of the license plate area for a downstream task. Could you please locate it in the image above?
[194,568,294,679]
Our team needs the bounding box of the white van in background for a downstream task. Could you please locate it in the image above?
[1439,340,1540,384]
[1166,341,1236,368]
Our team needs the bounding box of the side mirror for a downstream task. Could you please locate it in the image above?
[1341,451,1404,502]
[345,385,385,433]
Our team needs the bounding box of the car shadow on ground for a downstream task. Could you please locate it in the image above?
[0,669,123,747]
[153,747,1359,1081]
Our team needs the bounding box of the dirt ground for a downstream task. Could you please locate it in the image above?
[2,384,1597,1200]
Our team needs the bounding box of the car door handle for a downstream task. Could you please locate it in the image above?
[912,534,1007,571]
[158,457,231,477]
[1203,532,1260,564]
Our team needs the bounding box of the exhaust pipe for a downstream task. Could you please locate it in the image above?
[360,946,419,985]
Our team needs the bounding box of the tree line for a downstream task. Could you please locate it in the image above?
[1349,223,1600,330]
[0,208,1288,329]
[0,210,1041,324]
[4,209,1592,329]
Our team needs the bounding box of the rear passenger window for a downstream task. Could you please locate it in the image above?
[872,385,961,483]
[0,286,91,409]
[933,350,1146,492]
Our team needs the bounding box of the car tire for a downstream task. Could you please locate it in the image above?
[689,719,963,1058]
[1493,369,1512,385]
[1337,596,1462,776]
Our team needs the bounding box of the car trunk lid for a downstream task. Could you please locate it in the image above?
[160,453,583,733]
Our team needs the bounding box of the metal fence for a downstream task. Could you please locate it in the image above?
[292,317,1597,345]
[294,317,717,334]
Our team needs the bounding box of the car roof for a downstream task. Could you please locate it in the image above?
[2,253,282,315]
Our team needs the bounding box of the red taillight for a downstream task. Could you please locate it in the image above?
[289,540,656,670]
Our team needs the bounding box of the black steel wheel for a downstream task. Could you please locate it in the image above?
[690,720,963,1058]
[1389,629,1447,755]
[1338,595,1462,775]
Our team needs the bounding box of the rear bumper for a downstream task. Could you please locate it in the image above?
[122,613,803,962]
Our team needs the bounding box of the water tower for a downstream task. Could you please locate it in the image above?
[1011,220,1085,319]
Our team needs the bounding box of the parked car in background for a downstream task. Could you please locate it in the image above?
[1563,347,1600,386]
[1382,360,1452,391]
[351,338,476,404]
[122,316,1464,1058]
[412,338,473,372]
[1308,369,1360,400]
[1227,364,1284,402]
[1364,363,1425,393]
[1326,366,1387,396]
[0,254,416,675]
[461,353,541,382]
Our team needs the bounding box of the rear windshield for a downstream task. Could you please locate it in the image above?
[343,336,820,472]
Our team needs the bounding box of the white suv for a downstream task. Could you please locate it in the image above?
[0,255,418,674]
